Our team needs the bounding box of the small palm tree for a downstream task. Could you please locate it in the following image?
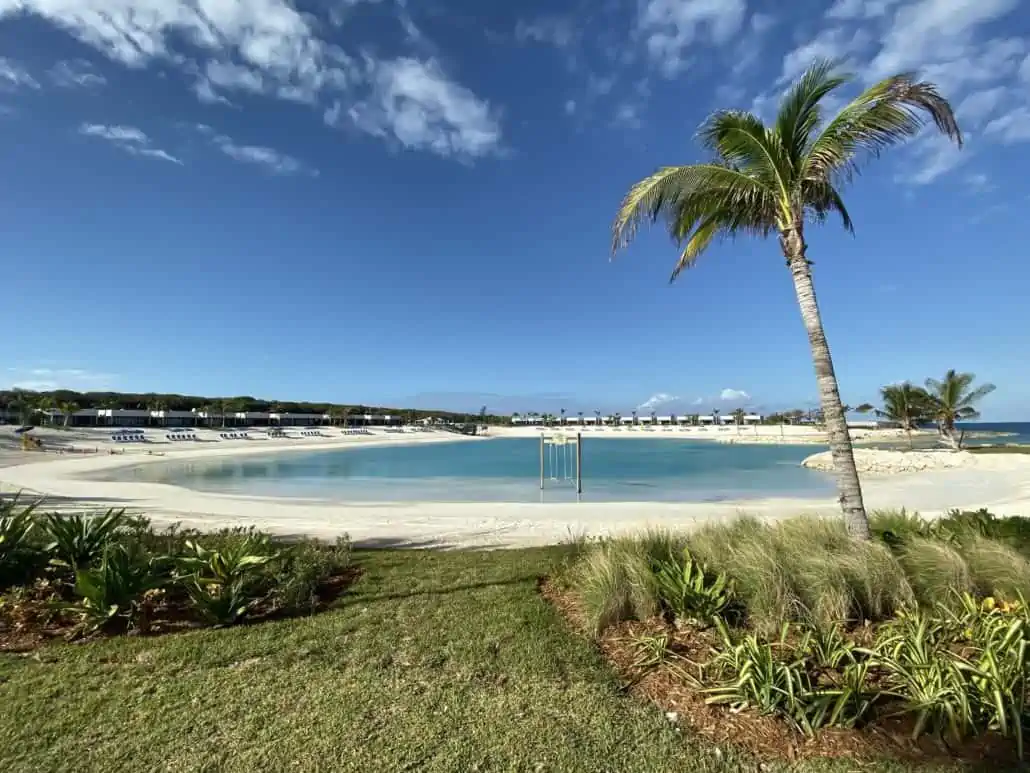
[58,401,79,428]
[877,383,932,449]
[732,407,746,426]
[611,60,960,539]
[924,370,996,450]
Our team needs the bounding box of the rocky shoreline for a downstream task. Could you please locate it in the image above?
[802,448,976,474]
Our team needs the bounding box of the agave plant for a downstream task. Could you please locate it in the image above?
[69,543,166,635]
[0,495,40,561]
[652,548,732,628]
[175,535,279,625]
[0,494,44,586]
[41,509,128,570]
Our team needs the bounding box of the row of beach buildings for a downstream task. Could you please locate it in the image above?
[4,408,404,428]
[510,414,765,426]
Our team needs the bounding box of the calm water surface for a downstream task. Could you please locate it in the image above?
[98,437,838,503]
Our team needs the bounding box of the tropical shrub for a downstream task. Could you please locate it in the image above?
[69,543,166,635]
[651,548,732,628]
[0,495,45,587]
[42,509,128,570]
[704,620,880,735]
[866,594,1030,754]
[174,535,278,625]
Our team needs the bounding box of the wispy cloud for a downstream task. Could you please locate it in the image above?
[336,58,503,160]
[637,0,746,77]
[635,393,680,412]
[49,59,106,89]
[6,366,117,392]
[79,123,182,164]
[2,0,502,162]
[515,15,578,49]
[192,124,315,176]
[0,57,39,90]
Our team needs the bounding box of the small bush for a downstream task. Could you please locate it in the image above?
[272,537,351,614]
[960,538,1030,602]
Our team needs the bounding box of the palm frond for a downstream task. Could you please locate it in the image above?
[698,111,792,202]
[802,72,962,183]
[802,179,854,232]
[957,382,996,408]
[774,59,851,169]
[611,163,774,255]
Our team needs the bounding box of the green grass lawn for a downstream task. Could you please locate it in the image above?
[0,546,961,773]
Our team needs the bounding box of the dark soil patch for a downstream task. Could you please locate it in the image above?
[541,578,1022,767]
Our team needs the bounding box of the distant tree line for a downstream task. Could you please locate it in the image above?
[0,389,510,427]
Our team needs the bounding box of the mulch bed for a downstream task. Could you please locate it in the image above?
[540,578,1022,767]
[0,567,361,653]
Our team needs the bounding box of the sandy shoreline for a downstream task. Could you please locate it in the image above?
[1,425,1028,548]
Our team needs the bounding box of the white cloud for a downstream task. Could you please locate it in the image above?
[779,27,871,84]
[692,397,704,406]
[826,0,902,19]
[0,57,39,89]
[964,172,993,192]
[1020,54,1030,83]
[636,393,680,412]
[211,132,314,175]
[867,0,1020,82]
[79,123,182,164]
[0,0,500,162]
[564,99,576,115]
[638,0,746,76]
[612,102,642,129]
[49,59,105,88]
[6,366,116,391]
[899,130,968,184]
[956,86,1008,127]
[340,58,502,159]
[515,16,577,48]
[984,107,1030,142]
[720,388,750,401]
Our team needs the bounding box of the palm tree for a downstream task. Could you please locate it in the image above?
[611,60,961,539]
[57,401,79,428]
[924,370,996,450]
[577,411,584,427]
[732,407,746,426]
[560,407,566,426]
[594,409,602,427]
[877,382,932,449]
[631,410,638,426]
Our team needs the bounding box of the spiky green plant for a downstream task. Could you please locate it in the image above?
[611,59,961,538]
[41,509,127,570]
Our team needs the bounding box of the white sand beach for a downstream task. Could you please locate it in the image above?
[1,425,1028,549]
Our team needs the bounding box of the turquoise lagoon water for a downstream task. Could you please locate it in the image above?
[99,438,838,503]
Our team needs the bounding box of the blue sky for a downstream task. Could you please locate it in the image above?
[0,0,1027,419]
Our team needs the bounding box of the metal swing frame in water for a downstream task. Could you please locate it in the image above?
[539,432,582,494]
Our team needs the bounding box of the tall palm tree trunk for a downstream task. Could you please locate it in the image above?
[782,227,870,540]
